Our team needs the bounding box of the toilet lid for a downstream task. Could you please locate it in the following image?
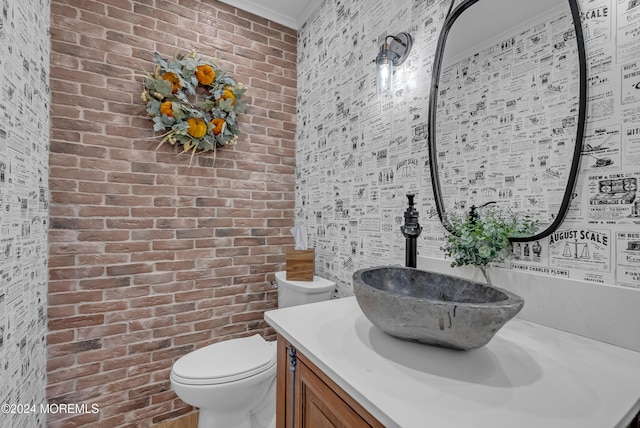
[171,334,276,385]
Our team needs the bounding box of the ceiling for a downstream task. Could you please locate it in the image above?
[217,0,322,29]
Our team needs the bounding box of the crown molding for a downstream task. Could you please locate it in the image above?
[296,0,323,28]
[218,0,322,29]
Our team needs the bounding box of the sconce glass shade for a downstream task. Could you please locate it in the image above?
[375,32,413,96]
[376,49,396,95]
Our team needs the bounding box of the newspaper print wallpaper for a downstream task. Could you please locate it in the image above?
[295,0,640,296]
[0,0,50,426]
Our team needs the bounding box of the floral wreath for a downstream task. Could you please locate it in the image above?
[141,51,247,162]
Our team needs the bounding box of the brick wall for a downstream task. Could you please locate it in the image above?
[48,1,297,426]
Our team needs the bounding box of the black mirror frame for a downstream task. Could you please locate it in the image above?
[427,0,587,242]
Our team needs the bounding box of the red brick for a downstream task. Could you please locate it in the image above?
[51,192,103,206]
[49,314,105,331]
[130,230,175,241]
[78,206,130,217]
[105,242,151,252]
[154,260,195,271]
[48,255,77,268]
[77,368,128,390]
[49,266,105,280]
[106,218,154,229]
[175,269,212,281]
[80,83,133,103]
[47,355,75,373]
[104,308,153,323]
[131,251,175,262]
[104,355,155,374]
[77,253,129,265]
[129,316,174,332]
[78,181,130,194]
[79,276,131,290]
[133,208,178,218]
[49,290,104,305]
[104,195,153,206]
[78,230,130,241]
[104,286,151,301]
[106,263,153,276]
[47,330,75,345]
[78,301,130,315]
[48,362,102,384]
[102,331,153,349]
[152,239,194,250]
[129,295,174,308]
[49,166,106,181]
[132,272,174,285]
[175,308,213,324]
[128,363,174,386]
[174,331,212,346]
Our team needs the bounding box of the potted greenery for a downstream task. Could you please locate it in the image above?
[441,206,537,284]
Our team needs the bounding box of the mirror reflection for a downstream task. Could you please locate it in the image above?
[429,0,585,240]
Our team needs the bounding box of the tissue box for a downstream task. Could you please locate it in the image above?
[286,249,315,281]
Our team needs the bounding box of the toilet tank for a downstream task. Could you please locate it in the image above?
[275,271,335,308]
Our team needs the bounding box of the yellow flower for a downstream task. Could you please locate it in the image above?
[210,118,225,135]
[196,64,215,85]
[218,89,235,106]
[160,101,174,117]
[187,118,207,138]
[161,72,181,94]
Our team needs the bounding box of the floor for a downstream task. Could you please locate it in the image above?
[152,412,198,428]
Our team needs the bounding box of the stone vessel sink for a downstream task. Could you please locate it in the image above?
[352,266,524,350]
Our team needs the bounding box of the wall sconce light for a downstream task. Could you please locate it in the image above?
[375,32,413,95]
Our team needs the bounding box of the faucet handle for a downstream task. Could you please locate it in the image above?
[406,193,415,207]
[469,205,478,222]
[469,201,497,223]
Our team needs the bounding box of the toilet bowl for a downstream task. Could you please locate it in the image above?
[171,334,277,428]
[170,272,335,428]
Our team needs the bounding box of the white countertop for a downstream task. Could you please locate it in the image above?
[265,296,640,428]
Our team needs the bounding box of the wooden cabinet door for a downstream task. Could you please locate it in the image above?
[276,335,383,428]
[295,359,371,428]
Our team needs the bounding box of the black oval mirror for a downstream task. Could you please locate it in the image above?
[428,0,586,241]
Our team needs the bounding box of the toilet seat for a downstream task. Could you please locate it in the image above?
[171,334,276,385]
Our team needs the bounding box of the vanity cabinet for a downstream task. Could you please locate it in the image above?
[267,298,640,428]
[276,334,383,428]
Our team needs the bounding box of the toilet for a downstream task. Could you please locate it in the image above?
[170,271,335,428]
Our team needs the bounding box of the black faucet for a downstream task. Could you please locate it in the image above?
[468,201,497,224]
[400,193,422,268]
